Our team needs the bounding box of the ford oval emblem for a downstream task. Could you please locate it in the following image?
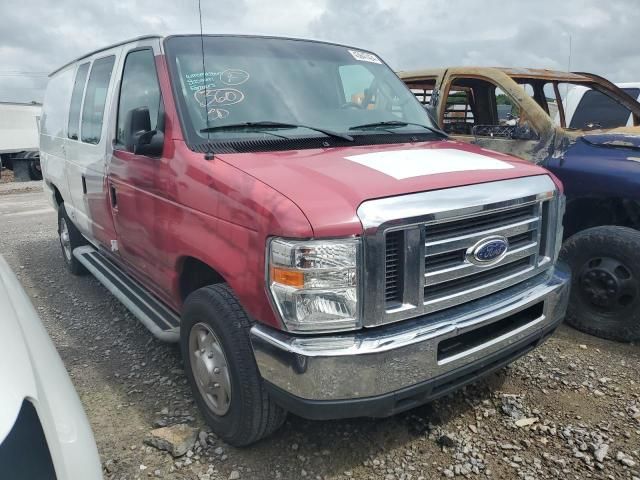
[468,236,509,265]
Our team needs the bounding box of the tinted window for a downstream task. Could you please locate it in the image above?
[81,56,115,144]
[570,88,638,129]
[67,63,89,140]
[116,49,161,144]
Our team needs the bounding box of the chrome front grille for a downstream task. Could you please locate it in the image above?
[357,175,564,328]
[422,203,544,312]
[385,230,403,304]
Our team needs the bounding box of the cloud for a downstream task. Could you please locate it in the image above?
[1,0,638,103]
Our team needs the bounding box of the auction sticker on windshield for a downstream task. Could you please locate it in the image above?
[348,49,382,64]
[344,149,514,179]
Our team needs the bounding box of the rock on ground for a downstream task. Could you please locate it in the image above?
[144,424,198,458]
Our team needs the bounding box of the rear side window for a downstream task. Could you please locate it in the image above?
[67,63,89,140]
[116,49,161,145]
[569,88,638,129]
[41,67,74,138]
[81,56,115,144]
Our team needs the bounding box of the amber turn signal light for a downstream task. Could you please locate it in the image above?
[270,266,304,288]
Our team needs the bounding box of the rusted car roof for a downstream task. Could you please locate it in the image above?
[397,67,591,82]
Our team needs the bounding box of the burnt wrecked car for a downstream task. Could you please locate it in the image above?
[399,67,640,341]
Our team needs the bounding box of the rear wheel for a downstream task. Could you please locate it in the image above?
[560,226,640,341]
[27,157,42,181]
[181,284,286,446]
[58,204,87,275]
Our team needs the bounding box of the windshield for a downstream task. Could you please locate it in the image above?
[165,36,437,147]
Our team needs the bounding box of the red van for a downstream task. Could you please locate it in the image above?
[40,35,570,445]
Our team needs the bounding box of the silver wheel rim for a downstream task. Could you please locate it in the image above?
[189,322,232,416]
[60,218,72,261]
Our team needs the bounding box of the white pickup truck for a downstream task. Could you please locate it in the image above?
[560,82,640,129]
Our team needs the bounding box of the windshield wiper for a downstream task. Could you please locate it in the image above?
[349,120,447,137]
[200,121,354,142]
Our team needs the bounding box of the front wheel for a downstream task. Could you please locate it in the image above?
[181,284,286,446]
[560,226,640,342]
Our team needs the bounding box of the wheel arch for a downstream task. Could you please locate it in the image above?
[177,256,227,302]
[46,181,64,208]
[563,196,640,239]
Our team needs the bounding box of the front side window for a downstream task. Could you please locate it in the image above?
[116,49,161,145]
[443,77,532,138]
[67,62,89,140]
[81,56,115,144]
[165,36,438,147]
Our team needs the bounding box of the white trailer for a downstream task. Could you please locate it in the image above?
[0,102,42,181]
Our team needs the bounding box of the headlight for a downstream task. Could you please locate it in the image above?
[268,238,360,333]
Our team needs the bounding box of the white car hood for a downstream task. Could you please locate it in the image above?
[0,270,38,444]
[0,255,102,479]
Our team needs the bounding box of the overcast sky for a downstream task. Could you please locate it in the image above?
[1,0,638,103]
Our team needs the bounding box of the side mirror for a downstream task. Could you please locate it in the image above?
[124,107,163,157]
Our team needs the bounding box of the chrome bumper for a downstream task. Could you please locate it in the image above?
[251,265,570,409]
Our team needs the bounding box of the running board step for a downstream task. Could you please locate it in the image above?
[73,246,180,342]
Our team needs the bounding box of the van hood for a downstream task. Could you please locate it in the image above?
[218,140,552,236]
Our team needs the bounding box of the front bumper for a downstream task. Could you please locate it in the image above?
[250,265,570,420]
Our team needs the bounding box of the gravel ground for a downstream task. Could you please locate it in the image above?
[0,167,14,183]
[1,189,639,480]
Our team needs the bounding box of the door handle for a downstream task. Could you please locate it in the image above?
[110,183,118,211]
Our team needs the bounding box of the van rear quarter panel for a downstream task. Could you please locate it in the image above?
[40,66,74,205]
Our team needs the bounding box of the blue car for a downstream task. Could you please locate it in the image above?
[400,67,640,341]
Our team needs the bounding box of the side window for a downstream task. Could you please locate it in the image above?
[67,63,89,140]
[81,56,115,144]
[443,78,529,138]
[41,68,74,138]
[116,49,161,145]
[442,87,475,134]
[495,87,518,122]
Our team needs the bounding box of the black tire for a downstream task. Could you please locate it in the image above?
[27,158,42,181]
[181,284,286,446]
[560,226,640,341]
[57,204,88,275]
